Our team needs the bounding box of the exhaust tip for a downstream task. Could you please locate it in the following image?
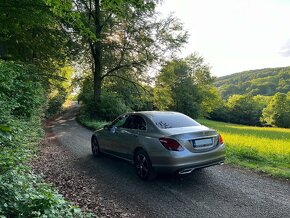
[178,168,195,175]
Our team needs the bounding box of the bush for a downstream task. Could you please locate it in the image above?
[261,92,290,128]
[79,77,130,121]
[0,117,93,218]
[0,61,92,217]
[208,101,230,122]
[0,61,45,120]
[45,89,67,118]
[96,91,131,121]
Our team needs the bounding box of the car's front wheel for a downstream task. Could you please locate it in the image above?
[134,150,156,181]
[91,136,101,157]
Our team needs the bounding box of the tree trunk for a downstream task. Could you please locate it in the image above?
[93,0,102,104]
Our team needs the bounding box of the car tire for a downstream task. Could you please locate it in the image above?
[134,149,156,181]
[91,136,101,157]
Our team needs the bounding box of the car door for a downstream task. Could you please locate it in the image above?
[99,114,128,153]
[114,115,147,161]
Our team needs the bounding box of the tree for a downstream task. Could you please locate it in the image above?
[0,0,74,72]
[226,94,262,125]
[154,53,217,118]
[261,92,290,128]
[58,0,188,106]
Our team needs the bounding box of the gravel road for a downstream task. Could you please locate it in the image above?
[51,106,290,218]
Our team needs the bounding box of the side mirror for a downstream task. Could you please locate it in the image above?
[104,124,116,133]
[109,126,116,133]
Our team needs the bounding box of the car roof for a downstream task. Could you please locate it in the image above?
[129,111,183,118]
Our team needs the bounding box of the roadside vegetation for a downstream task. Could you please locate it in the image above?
[77,114,108,131]
[198,119,290,179]
[0,62,92,217]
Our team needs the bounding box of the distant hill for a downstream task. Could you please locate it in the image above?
[215,67,290,98]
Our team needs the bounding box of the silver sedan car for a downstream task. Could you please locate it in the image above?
[91,111,225,180]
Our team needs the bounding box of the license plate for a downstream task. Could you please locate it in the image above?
[194,138,213,147]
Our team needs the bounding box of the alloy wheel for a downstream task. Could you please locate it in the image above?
[135,153,149,179]
[91,137,100,157]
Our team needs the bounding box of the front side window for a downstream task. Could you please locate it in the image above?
[111,115,128,128]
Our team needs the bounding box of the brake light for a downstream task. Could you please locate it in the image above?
[159,137,184,151]
[219,134,224,144]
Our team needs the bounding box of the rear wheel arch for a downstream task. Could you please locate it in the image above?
[133,147,146,156]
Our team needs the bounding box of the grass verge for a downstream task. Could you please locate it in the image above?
[77,114,108,131]
[197,119,290,179]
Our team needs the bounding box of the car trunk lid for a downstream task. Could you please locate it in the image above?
[162,126,219,152]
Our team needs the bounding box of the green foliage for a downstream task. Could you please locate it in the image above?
[45,89,67,118]
[154,53,218,118]
[208,100,230,122]
[226,94,262,125]
[198,119,290,179]
[102,73,154,111]
[45,66,74,118]
[0,117,92,217]
[215,67,290,98]
[96,91,131,121]
[0,168,89,217]
[59,0,188,104]
[0,61,45,120]
[77,115,107,131]
[79,77,130,121]
[209,94,274,126]
[261,92,290,128]
[0,0,75,71]
[0,62,91,217]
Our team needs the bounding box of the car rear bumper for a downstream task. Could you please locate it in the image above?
[151,143,226,173]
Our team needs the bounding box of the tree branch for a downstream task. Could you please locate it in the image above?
[100,13,113,31]
[79,0,95,19]
[104,74,149,94]
[101,61,145,80]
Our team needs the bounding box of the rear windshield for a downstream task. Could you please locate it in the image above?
[151,113,200,129]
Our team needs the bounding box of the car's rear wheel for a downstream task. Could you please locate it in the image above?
[134,150,156,181]
[91,136,101,157]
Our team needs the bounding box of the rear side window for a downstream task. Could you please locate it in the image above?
[151,113,200,129]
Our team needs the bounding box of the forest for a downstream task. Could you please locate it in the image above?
[0,0,289,216]
[211,67,290,127]
[215,67,290,98]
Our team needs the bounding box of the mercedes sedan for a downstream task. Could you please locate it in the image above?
[91,111,225,180]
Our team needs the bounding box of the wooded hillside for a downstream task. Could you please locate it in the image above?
[215,67,290,98]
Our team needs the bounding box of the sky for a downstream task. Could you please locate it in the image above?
[157,0,290,77]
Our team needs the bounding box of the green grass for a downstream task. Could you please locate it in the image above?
[77,114,108,131]
[197,119,290,179]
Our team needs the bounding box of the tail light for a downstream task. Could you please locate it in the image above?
[159,137,184,151]
[219,134,224,144]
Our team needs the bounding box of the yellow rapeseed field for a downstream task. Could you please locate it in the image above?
[198,119,290,178]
